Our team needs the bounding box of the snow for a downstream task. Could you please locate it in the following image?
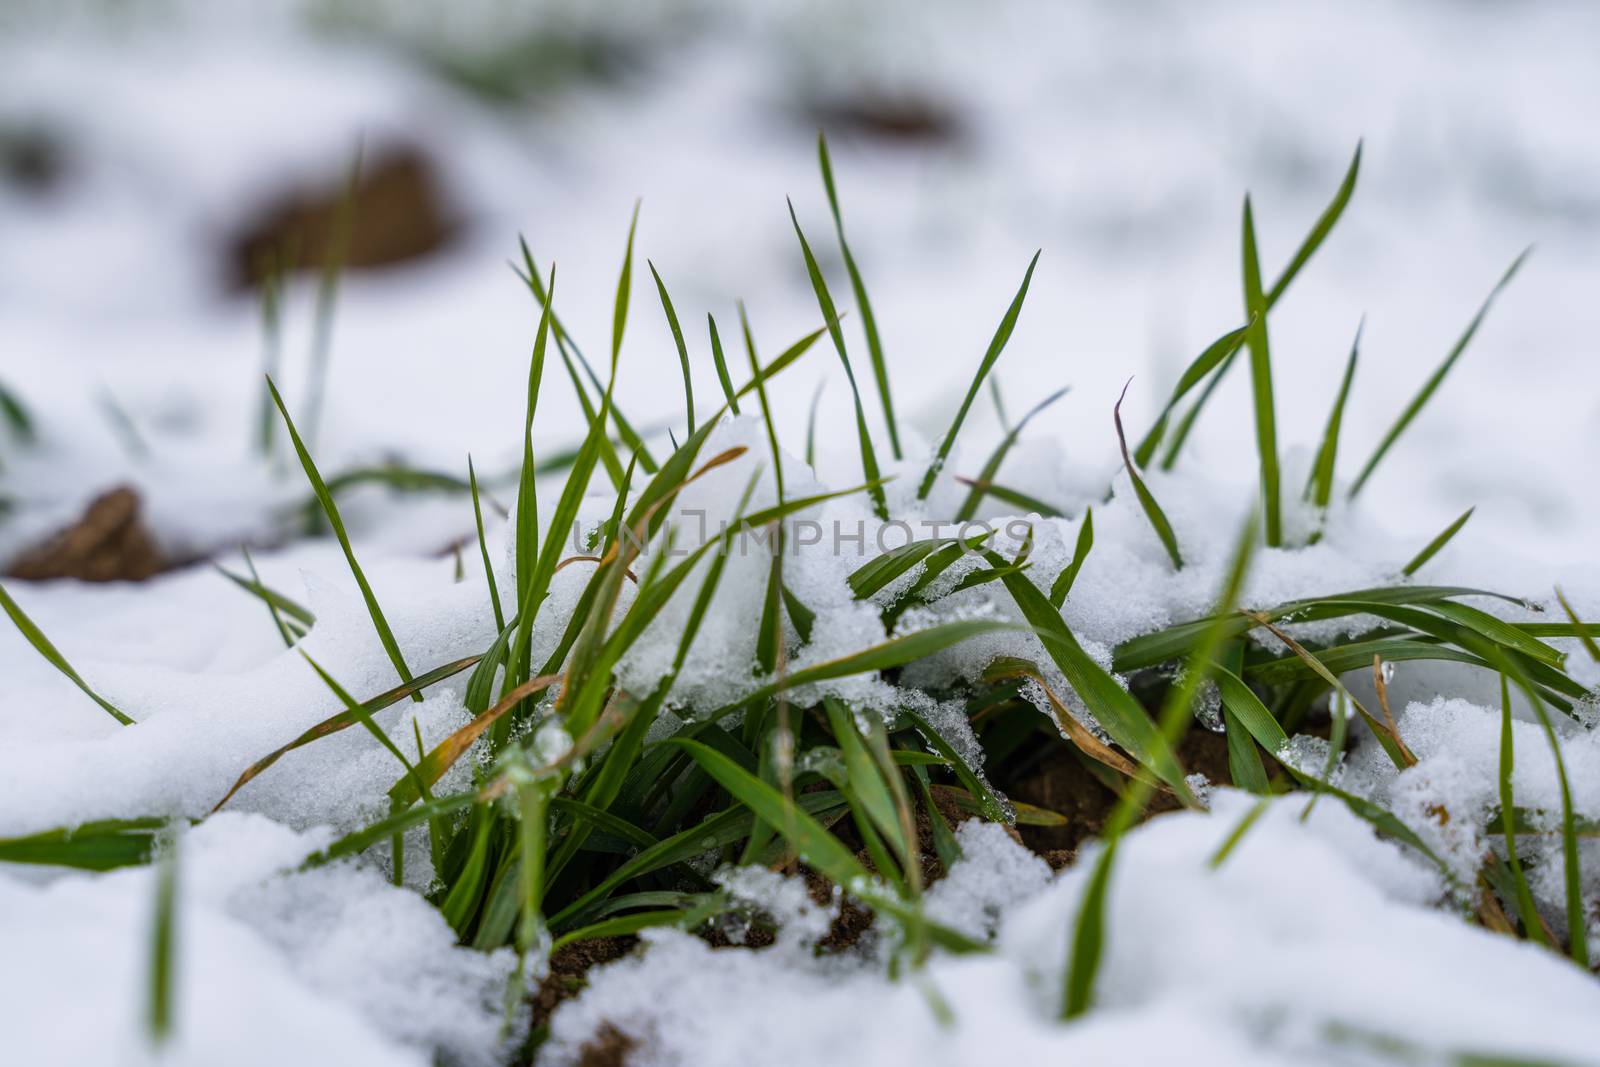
[2,814,519,1067]
[3,2,1600,1065]
[542,799,1600,1067]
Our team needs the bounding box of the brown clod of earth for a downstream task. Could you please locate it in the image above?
[529,936,638,1037]
[802,89,964,144]
[7,486,165,582]
[576,1023,637,1067]
[229,144,455,289]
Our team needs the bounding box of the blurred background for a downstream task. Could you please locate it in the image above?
[2,0,1596,576]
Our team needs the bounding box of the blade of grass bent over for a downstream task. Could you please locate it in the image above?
[1349,249,1530,498]
[242,545,296,648]
[919,251,1041,500]
[1114,381,1182,570]
[268,376,418,699]
[0,581,133,725]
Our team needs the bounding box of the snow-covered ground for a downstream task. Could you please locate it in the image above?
[3,2,1600,1065]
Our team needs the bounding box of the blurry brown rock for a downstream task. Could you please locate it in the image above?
[229,143,456,289]
[7,486,165,582]
[802,90,964,144]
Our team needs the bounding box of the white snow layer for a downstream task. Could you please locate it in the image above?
[542,799,1600,1067]
[1,814,520,1067]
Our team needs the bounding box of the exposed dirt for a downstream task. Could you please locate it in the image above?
[6,486,167,582]
[1002,729,1233,855]
[529,936,640,1039]
[575,1024,637,1067]
[228,143,456,289]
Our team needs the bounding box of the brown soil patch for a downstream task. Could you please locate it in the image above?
[529,936,639,1038]
[575,1024,637,1067]
[7,486,166,582]
[229,143,455,288]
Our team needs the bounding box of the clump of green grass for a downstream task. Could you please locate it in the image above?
[1,138,1591,1061]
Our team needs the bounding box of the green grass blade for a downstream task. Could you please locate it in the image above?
[241,546,296,648]
[611,201,640,372]
[1156,144,1359,471]
[647,260,694,435]
[956,385,1069,522]
[304,792,479,869]
[302,146,361,453]
[1497,674,1548,945]
[1241,197,1282,546]
[212,655,479,811]
[514,240,656,474]
[919,251,1041,500]
[1554,588,1600,665]
[1063,512,1255,1018]
[707,313,740,415]
[988,557,1194,802]
[1401,507,1475,577]
[0,580,133,725]
[739,303,790,674]
[818,132,901,459]
[146,839,178,1047]
[516,265,554,620]
[1265,142,1362,307]
[804,380,826,468]
[1349,249,1531,498]
[1049,507,1094,608]
[1114,381,1183,569]
[788,199,888,519]
[268,376,417,699]
[255,260,284,459]
[1208,797,1271,868]
[468,456,505,633]
[0,817,164,871]
[0,378,34,442]
[1306,320,1362,509]
[1499,657,1587,966]
[213,563,314,630]
[1134,323,1251,467]
[902,708,1009,823]
[953,477,1063,517]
